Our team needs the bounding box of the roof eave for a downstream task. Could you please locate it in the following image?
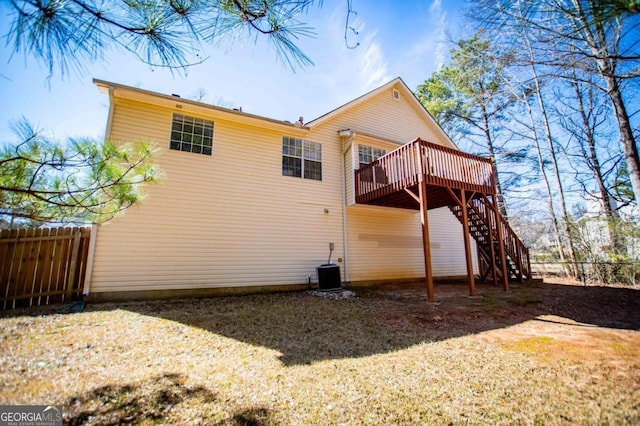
[93,78,310,134]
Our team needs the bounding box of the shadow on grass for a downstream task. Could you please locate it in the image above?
[64,373,273,425]
[524,281,640,330]
[4,281,640,366]
[113,281,640,365]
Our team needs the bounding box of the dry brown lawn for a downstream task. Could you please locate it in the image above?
[1,279,639,425]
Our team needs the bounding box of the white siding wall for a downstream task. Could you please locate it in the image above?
[91,98,345,292]
[428,208,479,277]
[345,206,424,280]
[344,146,354,205]
[345,206,477,281]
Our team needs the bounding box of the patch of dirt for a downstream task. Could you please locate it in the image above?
[357,278,640,366]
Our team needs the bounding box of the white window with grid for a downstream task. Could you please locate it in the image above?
[282,136,322,181]
[358,145,386,168]
[169,113,214,155]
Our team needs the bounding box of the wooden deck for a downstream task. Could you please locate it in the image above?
[355,138,494,209]
[354,138,530,301]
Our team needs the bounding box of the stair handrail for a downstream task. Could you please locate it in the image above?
[474,197,531,280]
[500,214,531,279]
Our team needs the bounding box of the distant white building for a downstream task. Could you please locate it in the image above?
[576,196,639,261]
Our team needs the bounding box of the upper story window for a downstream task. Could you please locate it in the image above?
[282,136,322,181]
[169,113,214,155]
[358,145,386,168]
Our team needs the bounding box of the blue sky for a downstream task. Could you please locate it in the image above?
[0,0,466,144]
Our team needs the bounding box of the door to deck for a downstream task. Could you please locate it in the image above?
[354,138,530,302]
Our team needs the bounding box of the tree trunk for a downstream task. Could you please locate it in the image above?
[603,75,640,204]
[481,104,509,219]
[570,78,623,253]
[571,0,640,205]
[524,97,571,277]
[525,41,580,278]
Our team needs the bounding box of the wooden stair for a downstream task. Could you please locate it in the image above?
[449,197,531,282]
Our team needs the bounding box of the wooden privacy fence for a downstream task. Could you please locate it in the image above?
[1,227,93,309]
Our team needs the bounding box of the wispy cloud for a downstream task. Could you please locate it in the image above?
[356,30,391,90]
[393,0,453,88]
[329,9,391,92]
[429,0,448,69]
[299,5,391,113]
[405,0,448,70]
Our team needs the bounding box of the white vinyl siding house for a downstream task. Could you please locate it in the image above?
[87,77,477,299]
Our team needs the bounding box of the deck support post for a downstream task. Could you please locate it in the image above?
[418,177,434,303]
[460,190,476,296]
[416,139,434,303]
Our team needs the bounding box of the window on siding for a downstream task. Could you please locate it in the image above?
[169,113,214,155]
[358,144,388,184]
[358,145,386,168]
[282,136,322,181]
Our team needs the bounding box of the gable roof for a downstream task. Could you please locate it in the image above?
[305,77,457,149]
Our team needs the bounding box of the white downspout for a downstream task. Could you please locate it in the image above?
[339,129,355,283]
[104,85,115,140]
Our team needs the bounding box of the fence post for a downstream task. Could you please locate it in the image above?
[65,229,82,301]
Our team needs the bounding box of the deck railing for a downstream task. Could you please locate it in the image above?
[355,138,494,203]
